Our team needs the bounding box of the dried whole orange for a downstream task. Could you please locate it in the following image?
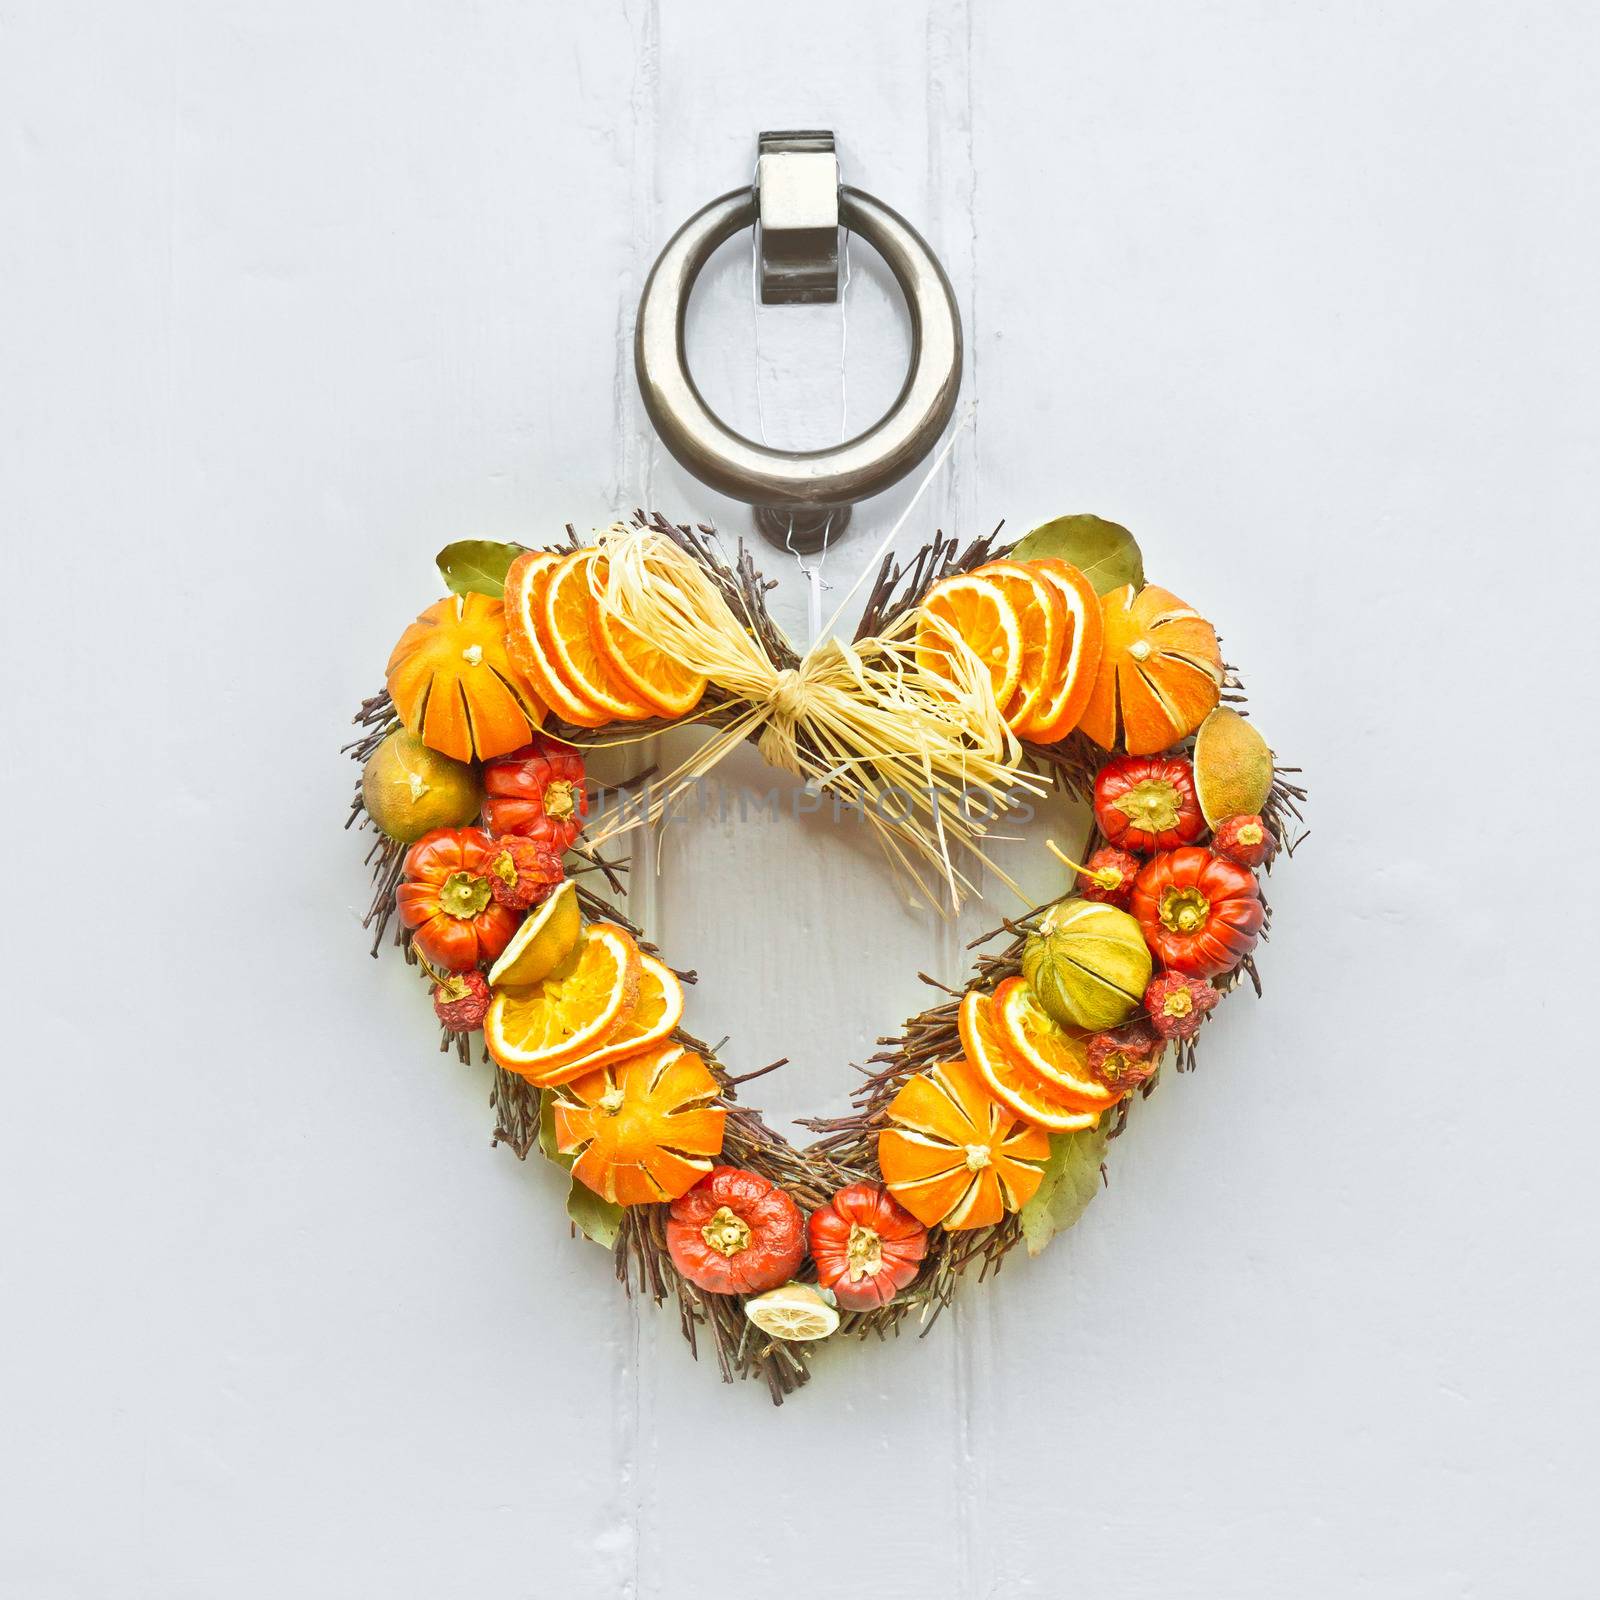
[552,1042,726,1207]
[1077,583,1223,755]
[385,593,546,762]
[877,1056,1050,1230]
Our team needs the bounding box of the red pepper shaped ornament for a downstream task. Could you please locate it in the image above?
[807,1184,928,1311]
[666,1166,806,1296]
[1093,756,1206,854]
[396,826,520,973]
[480,735,588,853]
[1130,846,1264,978]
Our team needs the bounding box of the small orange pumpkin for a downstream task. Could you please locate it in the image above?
[553,1041,726,1207]
[385,593,546,762]
[1077,583,1223,756]
[876,1056,1050,1230]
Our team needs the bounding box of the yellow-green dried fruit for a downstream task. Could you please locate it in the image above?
[1021,899,1153,1032]
[361,729,482,843]
[1192,707,1273,828]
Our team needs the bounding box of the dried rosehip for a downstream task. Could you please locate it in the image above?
[1143,972,1220,1041]
[666,1167,806,1296]
[808,1183,928,1311]
[1212,813,1272,869]
[432,968,490,1032]
[484,834,563,910]
[1084,1018,1165,1091]
[1094,755,1206,854]
[481,736,588,852]
[1077,846,1143,908]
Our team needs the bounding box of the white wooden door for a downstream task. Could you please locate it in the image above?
[4,3,1595,1596]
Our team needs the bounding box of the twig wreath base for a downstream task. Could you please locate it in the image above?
[345,512,1306,1402]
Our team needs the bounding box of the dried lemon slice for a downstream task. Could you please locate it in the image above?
[486,880,582,990]
[743,1282,840,1343]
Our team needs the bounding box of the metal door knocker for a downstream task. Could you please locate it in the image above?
[635,131,964,552]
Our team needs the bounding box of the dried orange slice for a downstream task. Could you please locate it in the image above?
[877,1056,1050,1231]
[553,1041,726,1207]
[385,593,545,762]
[991,978,1120,1115]
[542,552,656,723]
[587,554,708,719]
[1078,583,1223,756]
[959,988,1106,1132]
[484,921,642,1076]
[503,551,610,729]
[914,572,1024,711]
[973,561,1064,732]
[523,952,685,1087]
[1017,558,1105,744]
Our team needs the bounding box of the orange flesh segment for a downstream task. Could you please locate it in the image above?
[974,561,1064,730]
[992,978,1120,1112]
[1020,558,1105,744]
[914,573,1025,710]
[960,988,1107,1131]
[587,555,708,718]
[503,552,611,728]
[543,553,655,722]
[524,953,685,1087]
[485,923,642,1073]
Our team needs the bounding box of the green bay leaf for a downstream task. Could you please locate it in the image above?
[1019,1120,1110,1257]
[536,1091,621,1247]
[1009,515,1144,595]
[566,1178,623,1248]
[435,539,527,599]
[537,1091,572,1170]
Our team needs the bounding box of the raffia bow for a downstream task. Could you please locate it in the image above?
[586,524,1046,909]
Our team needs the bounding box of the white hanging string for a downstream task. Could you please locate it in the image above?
[750,176,851,651]
[817,399,976,642]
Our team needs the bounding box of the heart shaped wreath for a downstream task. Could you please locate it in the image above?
[346,511,1305,1401]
